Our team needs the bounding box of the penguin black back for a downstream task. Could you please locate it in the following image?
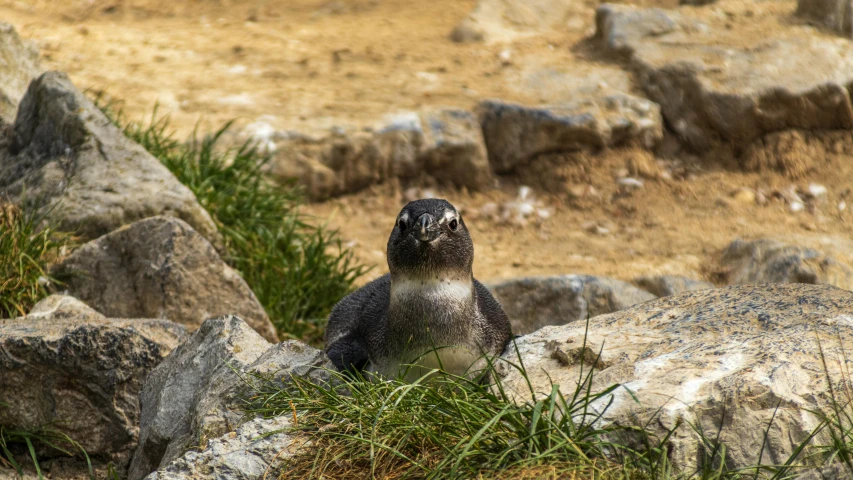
[325,198,513,380]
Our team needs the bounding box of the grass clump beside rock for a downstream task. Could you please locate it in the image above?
[99,101,368,343]
[0,202,71,318]
[244,352,680,480]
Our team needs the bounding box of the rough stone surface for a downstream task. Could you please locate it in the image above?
[0,295,186,467]
[0,71,220,244]
[266,108,492,200]
[633,274,715,297]
[595,4,853,152]
[717,238,853,291]
[478,96,662,174]
[452,0,577,43]
[797,0,853,38]
[129,316,329,480]
[486,275,657,335]
[55,216,278,342]
[500,284,853,473]
[143,416,298,480]
[0,23,41,123]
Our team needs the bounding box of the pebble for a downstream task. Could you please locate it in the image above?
[790,200,805,213]
[617,177,644,188]
[730,187,756,204]
[808,183,828,198]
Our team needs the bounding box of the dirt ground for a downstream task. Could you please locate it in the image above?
[2,0,852,287]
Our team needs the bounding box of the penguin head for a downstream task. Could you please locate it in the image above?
[387,198,473,278]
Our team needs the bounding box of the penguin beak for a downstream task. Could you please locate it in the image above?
[413,213,441,243]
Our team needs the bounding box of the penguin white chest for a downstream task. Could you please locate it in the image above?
[382,277,484,379]
[390,278,473,306]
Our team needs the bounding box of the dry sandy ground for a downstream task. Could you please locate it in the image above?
[1,0,852,287]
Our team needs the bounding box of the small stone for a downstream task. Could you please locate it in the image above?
[715,197,734,209]
[807,183,828,198]
[498,49,512,65]
[617,177,644,189]
[731,188,756,204]
[790,201,805,213]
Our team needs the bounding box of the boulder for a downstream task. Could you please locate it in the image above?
[451,0,580,43]
[477,96,662,174]
[143,416,296,480]
[0,23,41,123]
[0,295,186,467]
[717,238,853,290]
[487,275,657,335]
[797,0,853,38]
[500,284,853,473]
[594,4,853,153]
[129,316,329,480]
[265,108,491,200]
[0,71,220,244]
[54,216,278,342]
[632,274,715,297]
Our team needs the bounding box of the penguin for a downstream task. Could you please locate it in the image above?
[324,198,513,382]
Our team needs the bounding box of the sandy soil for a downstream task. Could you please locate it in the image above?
[2,0,851,287]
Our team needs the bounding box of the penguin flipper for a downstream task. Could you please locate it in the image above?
[326,335,370,374]
[474,279,513,354]
[325,274,391,374]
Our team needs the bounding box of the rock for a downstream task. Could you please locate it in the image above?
[486,275,657,335]
[129,316,329,480]
[478,96,662,174]
[633,274,715,297]
[449,24,484,43]
[797,0,853,38]
[143,416,297,480]
[717,238,853,290]
[0,23,41,123]
[499,284,853,473]
[595,4,853,153]
[452,0,581,43]
[266,108,492,200]
[0,295,186,467]
[54,216,278,342]
[0,71,220,244]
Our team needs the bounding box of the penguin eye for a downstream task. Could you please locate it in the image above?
[398,218,407,231]
[449,219,458,231]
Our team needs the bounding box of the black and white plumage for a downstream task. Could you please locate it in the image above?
[324,198,513,381]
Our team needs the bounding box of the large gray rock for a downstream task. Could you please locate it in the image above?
[265,108,492,200]
[129,316,329,480]
[0,71,220,244]
[499,284,853,473]
[0,23,41,123]
[595,4,853,153]
[633,274,715,297]
[478,97,662,174]
[487,275,657,335]
[717,238,853,291]
[797,0,853,38]
[143,416,296,480]
[55,216,278,343]
[0,295,186,467]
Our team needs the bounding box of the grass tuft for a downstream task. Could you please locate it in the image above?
[0,402,93,480]
[0,201,72,319]
[94,98,369,343]
[241,339,680,480]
